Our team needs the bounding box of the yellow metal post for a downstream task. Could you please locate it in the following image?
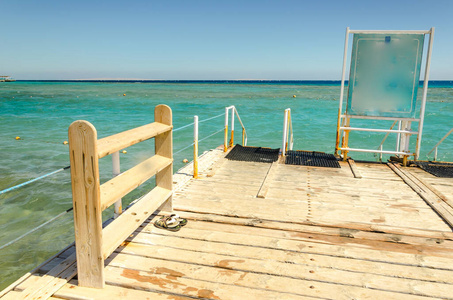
[224,107,229,152]
[224,125,228,152]
[342,117,350,161]
[335,107,342,156]
[229,107,235,148]
[193,116,198,178]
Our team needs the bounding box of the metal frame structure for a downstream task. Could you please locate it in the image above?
[282,108,293,157]
[335,27,435,164]
[224,105,248,152]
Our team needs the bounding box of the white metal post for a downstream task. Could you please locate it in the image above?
[396,121,402,153]
[112,151,122,218]
[288,109,293,151]
[415,27,435,160]
[224,107,229,152]
[282,109,289,157]
[193,116,199,178]
[379,145,383,162]
[229,106,235,147]
[404,122,412,153]
[400,121,407,155]
[335,27,350,155]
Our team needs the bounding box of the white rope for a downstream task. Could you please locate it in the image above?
[199,113,225,124]
[173,122,194,132]
[0,166,70,195]
[173,113,224,133]
[0,207,73,251]
[199,128,224,143]
[174,142,195,155]
[173,128,224,156]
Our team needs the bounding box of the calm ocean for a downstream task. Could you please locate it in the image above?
[0,80,452,289]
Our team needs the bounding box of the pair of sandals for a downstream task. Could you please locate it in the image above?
[154,214,187,232]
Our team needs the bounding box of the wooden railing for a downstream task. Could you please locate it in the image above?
[68,104,173,288]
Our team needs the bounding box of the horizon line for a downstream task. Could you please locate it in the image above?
[13,79,453,82]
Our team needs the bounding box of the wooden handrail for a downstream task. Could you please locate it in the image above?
[68,104,173,288]
[97,122,172,158]
[100,155,172,210]
[102,186,172,258]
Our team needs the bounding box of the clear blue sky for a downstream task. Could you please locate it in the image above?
[1,0,453,80]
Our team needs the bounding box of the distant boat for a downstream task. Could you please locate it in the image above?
[0,76,16,82]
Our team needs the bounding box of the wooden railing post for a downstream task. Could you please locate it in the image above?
[68,105,173,289]
[154,104,173,212]
[68,121,104,288]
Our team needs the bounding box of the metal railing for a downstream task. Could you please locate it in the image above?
[282,108,293,157]
[224,105,248,152]
[375,120,398,161]
[427,128,453,161]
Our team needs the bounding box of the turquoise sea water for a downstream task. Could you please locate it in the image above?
[0,81,452,289]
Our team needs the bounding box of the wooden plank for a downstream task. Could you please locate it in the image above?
[388,163,453,229]
[112,246,453,299]
[22,263,77,300]
[8,253,77,299]
[97,122,172,158]
[347,158,362,178]
[37,258,65,274]
[170,211,453,247]
[151,216,453,258]
[155,104,173,212]
[103,265,322,300]
[102,186,172,259]
[105,253,440,300]
[141,221,453,269]
[206,154,226,177]
[54,280,193,300]
[406,167,453,209]
[100,155,172,210]
[0,243,76,298]
[68,120,104,288]
[174,196,451,232]
[256,162,277,198]
[127,231,453,285]
[0,291,23,300]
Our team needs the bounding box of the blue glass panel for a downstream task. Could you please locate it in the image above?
[347,33,424,117]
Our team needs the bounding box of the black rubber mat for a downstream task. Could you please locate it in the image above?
[285,150,340,168]
[415,161,453,178]
[225,144,279,163]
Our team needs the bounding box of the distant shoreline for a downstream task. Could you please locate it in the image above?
[12,79,453,87]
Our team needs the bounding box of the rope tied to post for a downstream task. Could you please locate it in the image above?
[0,166,70,196]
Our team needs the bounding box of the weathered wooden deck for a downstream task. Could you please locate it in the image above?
[2,148,453,299]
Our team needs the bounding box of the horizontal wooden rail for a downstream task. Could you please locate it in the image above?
[102,186,172,259]
[97,122,172,158]
[100,155,172,210]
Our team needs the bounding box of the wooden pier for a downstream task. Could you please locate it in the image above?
[2,147,453,299]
